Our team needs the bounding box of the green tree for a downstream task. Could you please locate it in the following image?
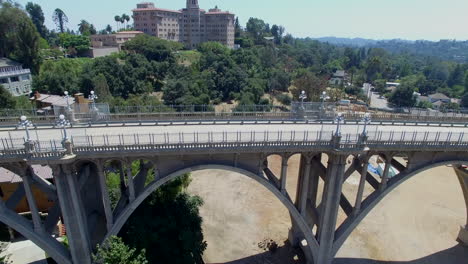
[461,93,468,108]
[93,236,148,264]
[52,8,68,33]
[120,175,207,264]
[0,85,16,109]
[59,33,90,56]
[25,2,46,38]
[121,14,130,29]
[0,2,41,72]
[388,84,417,107]
[292,71,326,101]
[92,73,112,102]
[448,64,464,87]
[33,58,90,94]
[78,20,91,35]
[125,34,181,62]
[114,15,121,31]
[246,17,266,44]
[106,24,112,34]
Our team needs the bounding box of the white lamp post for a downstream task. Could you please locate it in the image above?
[89,91,98,111]
[361,113,372,136]
[64,91,71,111]
[299,90,307,109]
[17,115,33,141]
[56,114,71,141]
[335,112,344,136]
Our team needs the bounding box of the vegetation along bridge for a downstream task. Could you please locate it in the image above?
[0,110,468,264]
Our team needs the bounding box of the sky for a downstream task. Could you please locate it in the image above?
[15,0,468,41]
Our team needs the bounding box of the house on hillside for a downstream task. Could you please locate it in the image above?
[329,70,347,86]
[428,93,451,104]
[385,82,400,93]
[89,31,144,58]
[0,58,32,96]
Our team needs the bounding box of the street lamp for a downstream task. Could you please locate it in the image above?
[56,114,71,141]
[17,115,34,141]
[89,91,98,111]
[320,91,330,118]
[299,90,307,109]
[335,112,344,136]
[64,91,71,111]
[361,113,371,136]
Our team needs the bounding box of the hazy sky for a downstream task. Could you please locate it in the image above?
[15,0,468,40]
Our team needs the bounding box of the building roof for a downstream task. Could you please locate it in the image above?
[133,7,182,13]
[206,11,233,15]
[432,101,444,107]
[0,58,21,68]
[31,93,75,107]
[0,165,53,184]
[333,70,346,78]
[116,31,144,34]
[418,96,430,102]
[429,93,450,100]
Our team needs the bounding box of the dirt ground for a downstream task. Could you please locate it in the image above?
[187,155,468,264]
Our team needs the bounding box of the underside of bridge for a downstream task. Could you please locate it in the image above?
[0,149,467,264]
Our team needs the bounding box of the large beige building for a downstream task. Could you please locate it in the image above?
[133,1,235,49]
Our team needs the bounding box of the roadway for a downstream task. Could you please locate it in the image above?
[2,123,468,145]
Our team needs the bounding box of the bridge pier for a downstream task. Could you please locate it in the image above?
[316,154,346,264]
[53,165,92,264]
[455,166,468,246]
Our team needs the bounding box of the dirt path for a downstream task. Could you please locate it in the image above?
[187,157,468,264]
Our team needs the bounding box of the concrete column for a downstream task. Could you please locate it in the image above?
[354,159,369,214]
[22,168,44,234]
[53,165,92,264]
[126,164,135,202]
[317,154,346,264]
[299,156,312,217]
[455,166,468,246]
[119,162,126,192]
[308,156,321,208]
[280,156,288,195]
[379,156,392,191]
[96,161,113,232]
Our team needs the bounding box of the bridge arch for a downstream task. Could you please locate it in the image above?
[333,158,468,256]
[104,164,320,262]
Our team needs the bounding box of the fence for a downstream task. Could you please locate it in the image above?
[1,103,468,127]
[2,130,468,157]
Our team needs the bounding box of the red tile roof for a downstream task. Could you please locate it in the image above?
[133,7,182,13]
[206,12,232,15]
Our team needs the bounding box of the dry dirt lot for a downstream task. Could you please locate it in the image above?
[187,155,468,264]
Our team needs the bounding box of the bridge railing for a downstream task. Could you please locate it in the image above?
[2,130,468,159]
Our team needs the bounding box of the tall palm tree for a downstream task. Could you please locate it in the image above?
[120,14,126,30]
[53,8,68,33]
[78,20,90,35]
[122,14,130,30]
[114,15,121,30]
[106,24,112,34]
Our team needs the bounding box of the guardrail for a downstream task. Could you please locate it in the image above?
[1,110,467,128]
[1,130,468,161]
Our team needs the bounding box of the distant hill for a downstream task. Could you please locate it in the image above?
[313,37,379,47]
[314,37,468,63]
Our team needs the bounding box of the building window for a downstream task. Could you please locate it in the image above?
[10,76,19,82]
[0,78,7,84]
[21,75,30,81]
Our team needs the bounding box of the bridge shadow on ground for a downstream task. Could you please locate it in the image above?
[207,240,306,264]
[334,244,468,264]
[207,243,468,264]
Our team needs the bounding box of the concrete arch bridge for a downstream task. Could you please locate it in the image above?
[0,123,467,264]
